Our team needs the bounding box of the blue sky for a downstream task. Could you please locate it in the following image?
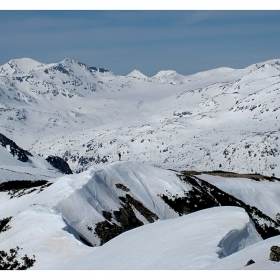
[0,9,280,76]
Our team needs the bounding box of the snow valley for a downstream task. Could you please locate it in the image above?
[0,57,279,176]
[1,58,280,270]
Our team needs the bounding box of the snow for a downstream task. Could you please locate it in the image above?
[53,206,261,270]
[126,69,148,79]
[197,174,280,220]
[0,144,62,183]
[205,234,280,270]
[1,56,280,270]
[1,160,279,270]
[0,57,280,177]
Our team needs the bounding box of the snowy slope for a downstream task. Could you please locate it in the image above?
[1,161,280,270]
[0,57,280,176]
[47,207,262,270]
[197,173,280,221]
[0,134,67,183]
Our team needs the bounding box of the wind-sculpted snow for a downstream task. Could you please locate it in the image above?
[1,161,280,269]
[0,57,280,176]
[44,207,263,269]
[53,161,189,246]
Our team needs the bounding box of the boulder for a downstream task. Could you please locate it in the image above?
[270,246,280,262]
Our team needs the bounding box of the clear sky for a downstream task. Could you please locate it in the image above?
[1,4,280,76]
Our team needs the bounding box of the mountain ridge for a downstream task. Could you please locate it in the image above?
[0,57,279,177]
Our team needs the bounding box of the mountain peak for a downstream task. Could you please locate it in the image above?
[153,70,178,78]
[127,69,148,79]
[0,58,46,75]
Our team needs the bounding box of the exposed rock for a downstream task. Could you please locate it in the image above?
[0,246,36,270]
[0,180,52,199]
[270,246,280,262]
[276,213,280,224]
[119,194,159,223]
[115,183,130,192]
[102,211,112,221]
[245,259,255,266]
[0,133,33,162]
[94,194,158,246]
[0,216,12,233]
[45,155,73,174]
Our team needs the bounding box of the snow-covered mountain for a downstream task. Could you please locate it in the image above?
[0,57,280,176]
[1,160,280,269]
[0,133,72,184]
[1,57,280,270]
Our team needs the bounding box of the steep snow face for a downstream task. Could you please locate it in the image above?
[197,174,280,221]
[0,57,280,177]
[53,161,191,246]
[1,160,280,270]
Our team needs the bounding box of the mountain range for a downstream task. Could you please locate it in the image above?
[1,57,280,270]
[0,57,279,176]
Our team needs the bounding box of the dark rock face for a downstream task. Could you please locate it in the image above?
[270,246,280,262]
[94,189,159,246]
[0,180,52,199]
[0,216,12,233]
[0,133,33,162]
[89,66,109,73]
[115,183,130,192]
[45,155,73,174]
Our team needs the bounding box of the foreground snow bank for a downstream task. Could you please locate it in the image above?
[54,206,262,270]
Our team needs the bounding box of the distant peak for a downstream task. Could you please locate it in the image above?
[60,58,76,65]
[153,70,178,77]
[1,58,46,74]
[127,69,148,79]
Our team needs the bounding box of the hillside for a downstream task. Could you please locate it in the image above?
[1,159,280,269]
[0,58,279,176]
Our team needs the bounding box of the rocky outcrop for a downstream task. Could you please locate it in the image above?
[270,246,280,262]
[0,133,33,162]
[45,155,73,174]
[245,259,255,266]
[94,191,159,245]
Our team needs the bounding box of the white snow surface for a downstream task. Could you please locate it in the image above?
[53,206,262,270]
[0,145,62,183]
[0,57,280,176]
[1,161,280,270]
[197,174,280,221]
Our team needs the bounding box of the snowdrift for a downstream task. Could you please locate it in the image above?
[1,161,280,269]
